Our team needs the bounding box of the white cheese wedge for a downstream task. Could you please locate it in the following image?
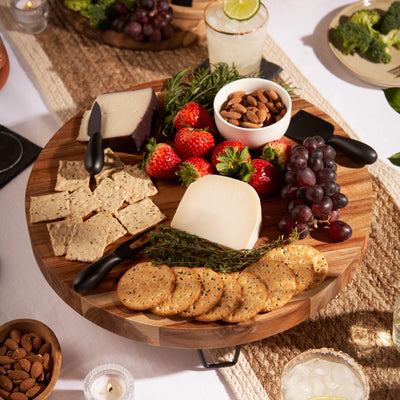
[171,175,262,250]
[77,88,158,153]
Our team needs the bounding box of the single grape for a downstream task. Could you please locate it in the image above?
[329,209,340,222]
[285,170,298,184]
[138,0,154,11]
[281,184,300,200]
[303,136,318,153]
[317,168,337,183]
[156,0,170,11]
[290,154,308,171]
[142,22,154,36]
[305,184,324,202]
[320,180,339,196]
[124,21,144,41]
[160,23,174,39]
[114,1,129,15]
[309,148,323,159]
[323,157,336,170]
[308,157,324,172]
[331,192,348,209]
[329,220,352,241]
[277,215,297,235]
[314,135,325,148]
[296,167,316,187]
[320,144,336,159]
[111,17,126,32]
[295,222,310,239]
[136,8,150,23]
[148,28,162,42]
[291,145,309,160]
[158,8,173,23]
[291,205,312,223]
[295,186,307,200]
[311,196,333,218]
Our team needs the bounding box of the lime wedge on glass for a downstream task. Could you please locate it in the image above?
[223,0,261,21]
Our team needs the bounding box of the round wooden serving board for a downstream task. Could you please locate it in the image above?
[25,79,373,349]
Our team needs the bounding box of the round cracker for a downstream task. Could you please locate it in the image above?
[195,273,242,322]
[306,247,328,290]
[179,268,224,318]
[264,244,315,294]
[246,258,296,312]
[117,262,175,310]
[151,266,202,316]
[222,271,268,324]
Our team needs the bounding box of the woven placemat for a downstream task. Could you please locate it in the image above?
[2,2,400,398]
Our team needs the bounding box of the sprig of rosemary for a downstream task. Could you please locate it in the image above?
[144,225,299,273]
[162,63,242,137]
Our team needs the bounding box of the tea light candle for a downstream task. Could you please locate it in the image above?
[84,364,135,400]
[10,0,49,34]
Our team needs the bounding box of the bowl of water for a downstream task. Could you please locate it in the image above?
[280,348,369,400]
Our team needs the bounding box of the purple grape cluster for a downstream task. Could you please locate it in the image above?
[277,135,352,242]
[111,0,174,42]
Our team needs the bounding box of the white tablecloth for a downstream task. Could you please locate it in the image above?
[0,1,399,399]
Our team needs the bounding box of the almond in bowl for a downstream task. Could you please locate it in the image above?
[213,78,292,149]
[0,319,62,400]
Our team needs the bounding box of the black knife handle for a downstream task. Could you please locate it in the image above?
[327,135,377,165]
[72,253,122,294]
[84,132,104,174]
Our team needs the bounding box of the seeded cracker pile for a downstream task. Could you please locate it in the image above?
[29,148,165,262]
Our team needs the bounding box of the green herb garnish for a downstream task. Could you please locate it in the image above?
[144,225,299,273]
[162,63,242,137]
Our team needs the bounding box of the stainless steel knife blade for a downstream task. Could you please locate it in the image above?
[84,101,104,174]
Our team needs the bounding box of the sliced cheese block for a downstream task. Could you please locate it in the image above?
[77,88,159,153]
[171,175,262,250]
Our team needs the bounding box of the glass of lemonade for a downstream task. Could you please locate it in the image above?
[204,0,269,76]
[280,348,369,400]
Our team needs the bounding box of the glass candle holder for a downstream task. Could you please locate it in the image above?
[83,364,135,400]
[10,0,49,34]
[204,0,269,76]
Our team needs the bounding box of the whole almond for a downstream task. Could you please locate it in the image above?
[18,359,31,373]
[0,388,11,398]
[37,343,50,356]
[31,336,43,353]
[7,370,29,381]
[0,375,13,392]
[10,392,28,400]
[24,354,42,364]
[9,330,21,345]
[12,348,26,361]
[30,362,42,380]
[20,336,32,354]
[4,339,18,352]
[19,378,35,393]
[42,354,52,372]
[0,345,6,357]
[26,384,44,398]
[0,356,15,365]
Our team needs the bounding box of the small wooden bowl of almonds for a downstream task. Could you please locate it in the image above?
[213,78,292,149]
[0,319,62,400]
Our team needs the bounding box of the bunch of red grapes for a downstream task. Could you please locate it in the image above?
[278,135,352,242]
[111,0,174,42]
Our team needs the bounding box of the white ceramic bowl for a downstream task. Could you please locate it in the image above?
[213,78,292,149]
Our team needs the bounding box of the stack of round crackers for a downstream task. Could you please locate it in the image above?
[117,244,328,324]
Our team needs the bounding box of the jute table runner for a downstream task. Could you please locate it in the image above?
[2,0,400,398]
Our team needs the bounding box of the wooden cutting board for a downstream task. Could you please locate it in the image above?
[24,79,373,349]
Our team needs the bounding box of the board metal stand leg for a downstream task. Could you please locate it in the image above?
[197,345,241,369]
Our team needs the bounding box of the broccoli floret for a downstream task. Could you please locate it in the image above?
[348,9,381,34]
[380,1,400,34]
[331,22,372,55]
[63,0,92,13]
[86,3,114,29]
[382,28,400,47]
[365,34,392,63]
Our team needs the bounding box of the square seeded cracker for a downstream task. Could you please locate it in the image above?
[69,186,101,218]
[55,160,90,192]
[94,177,127,214]
[47,217,81,256]
[115,197,166,236]
[94,148,124,185]
[65,213,112,262]
[124,164,158,204]
[30,192,70,223]
[87,211,127,245]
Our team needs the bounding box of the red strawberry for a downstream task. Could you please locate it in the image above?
[174,127,215,160]
[246,158,283,195]
[174,102,218,136]
[176,157,213,187]
[261,139,293,171]
[211,140,251,177]
[139,137,181,179]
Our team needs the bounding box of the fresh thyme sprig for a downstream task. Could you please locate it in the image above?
[144,225,299,273]
[162,63,242,137]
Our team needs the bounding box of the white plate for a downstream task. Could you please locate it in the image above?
[328,0,400,87]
